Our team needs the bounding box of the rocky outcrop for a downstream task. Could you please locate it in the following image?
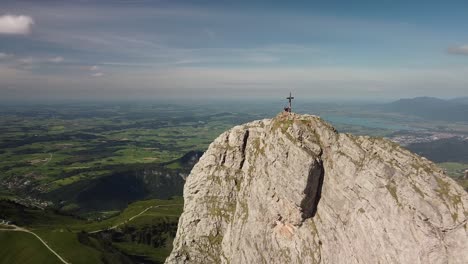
[166,113,468,264]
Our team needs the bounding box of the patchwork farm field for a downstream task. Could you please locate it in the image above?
[0,102,264,212]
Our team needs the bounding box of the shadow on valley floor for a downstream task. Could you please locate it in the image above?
[41,151,203,213]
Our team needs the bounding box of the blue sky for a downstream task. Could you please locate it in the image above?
[1,0,468,101]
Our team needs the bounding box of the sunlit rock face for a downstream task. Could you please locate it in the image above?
[166,113,468,264]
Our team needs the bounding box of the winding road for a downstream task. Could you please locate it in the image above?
[0,203,182,263]
[89,204,181,234]
[43,153,53,165]
[0,224,70,264]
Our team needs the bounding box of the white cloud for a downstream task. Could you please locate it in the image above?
[18,57,34,64]
[48,56,64,63]
[89,65,104,77]
[0,15,34,35]
[447,45,468,55]
[15,57,35,70]
[0,53,13,59]
[89,65,104,76]
[91,72,104,77]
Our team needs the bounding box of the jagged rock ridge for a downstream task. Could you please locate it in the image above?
[166,113,468,264]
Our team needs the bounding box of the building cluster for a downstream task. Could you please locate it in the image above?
[1,175,31,191]
[390,132,468,146]
[15,196,53,209]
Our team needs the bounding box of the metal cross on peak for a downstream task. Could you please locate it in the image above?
[284,92,294,113]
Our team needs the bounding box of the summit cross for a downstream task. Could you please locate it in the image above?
[285,92,294,113]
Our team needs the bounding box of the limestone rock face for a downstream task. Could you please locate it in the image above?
[166,113,468,264]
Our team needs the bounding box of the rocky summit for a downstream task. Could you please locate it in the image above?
[166,113,468,264]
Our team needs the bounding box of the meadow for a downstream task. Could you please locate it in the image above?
[0,198,183,264]
[0,232,63,264]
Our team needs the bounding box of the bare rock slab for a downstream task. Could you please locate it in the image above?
[166,113,468,264]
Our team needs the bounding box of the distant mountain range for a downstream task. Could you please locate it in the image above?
[449,97,468,104]
[383,96,468,121]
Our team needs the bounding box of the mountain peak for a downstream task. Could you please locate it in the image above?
[166,113,468,264]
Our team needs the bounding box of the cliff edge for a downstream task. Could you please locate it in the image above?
[166,113,468,264]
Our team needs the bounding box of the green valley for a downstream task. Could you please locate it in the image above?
[0,198,183,264]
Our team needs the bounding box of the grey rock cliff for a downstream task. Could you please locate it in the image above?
[166,113,468,264]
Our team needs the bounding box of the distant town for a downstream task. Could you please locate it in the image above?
[389,132,468,146]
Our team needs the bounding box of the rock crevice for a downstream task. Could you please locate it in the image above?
[238,129,249,170]
[300,159,324,220]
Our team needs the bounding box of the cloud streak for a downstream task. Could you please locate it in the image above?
[89,65,104,77]
[447,45,468,56]
[48,56,64,63]
[3,65,468,100]
[91,72,104,77]
[0,14,34,34]
[0,53,14,59]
